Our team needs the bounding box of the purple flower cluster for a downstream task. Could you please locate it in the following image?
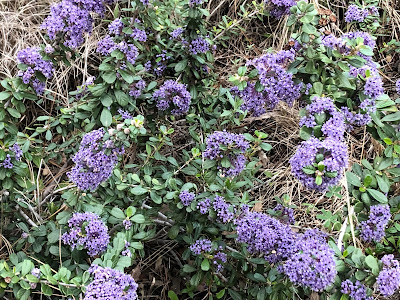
[97,37,139,64]
[345,4,379,23]
[11,143,23,161]
[341,280,373,300]
[129,79,146,98]
[197,198,211,214]
[189,37,210,55]
[273,204,295,225]
[231,83,270,117]
[282,230,336,292]
[250,49,302,107]
[179,191,196,206]
[108,18,124,35]
[123,219,132,230]
[396,79,400,94]
[212,195,235,223]
[188,0,203,7]
[190,238,212,255]
[235,212,297,264]
[118,109,133,120]
[170,27,184,39]
[203,131,250,177]
[153,80,191,115]
[359,204,391,243]
[1,143,23,169]
[42,0,115,49]
[84,265,138,300]
[300,96,346,140]
[264,0,297,18]
[153,51,170,76]
[67,128,124,191]
[376,255,400,297]
[290,137,348,191]
[16,47,54,94]
[61,212,110,257]
[121,240,132,257]
[213,251,227,272]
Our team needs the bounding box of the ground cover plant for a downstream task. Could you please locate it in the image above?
[0,0,400,299]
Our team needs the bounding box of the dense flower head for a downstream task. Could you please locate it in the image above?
[16,47,54,94]
[341,280,373,300]
[203,131,249,177]
[345,4,379,23]
[41,0,96,49]
[179,191,196,206]
[231,83,271,116]
[189,37,210,55]
[84,265,138,300]
[264,0,297,18]
[396,79,400,94]
[360,204,391,243]
[273,204,295,225]
[235,211,297,263]
[67,128,123,191]
[376,255,400,297]
[197,198,211,214]
[61,212,110,257]
[213,251,227,272]
[97,36,139,64]
[123,219,132,230]
[322,34,340,49]
[342,31,376,51]
[290,137,348,191]
[190,238,212,255]
[300,96,346,140]
[170,27,184,39]
[153,80,191,115]
[108,18,124,35]
[11,143,23,161]
[212,195,235,223]
[118,109,133,120]
[250,49,302,107]
[2,155,13,169]
[283,229,337,292]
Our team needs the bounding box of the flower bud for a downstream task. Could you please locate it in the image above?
[108,129,115,136]
[116,124,124,131]
[123,128,130,134]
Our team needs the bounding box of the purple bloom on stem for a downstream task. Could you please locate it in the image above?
[360,204,391,243]
[376,255,400,297]
[197,198,211,214]
[341,280,373,300]
[190,238,212,255]
[179,191,195,206]
[153,80,191,115]
[62,212,110,257]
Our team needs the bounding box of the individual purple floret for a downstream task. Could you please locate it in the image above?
[189,37,210,55]
[212,195,235,223]
[299,96,346,140]
[179,191,195,206]
[235,211,297,264]
[84,265,138,300]
[140,0,150,5]
[197,198,211,214]
[283,229,337,292]
[118,109,133,120]
[396,79,400,94]
[376,254,400,297]
[31,268,41,278]
[16,47,54,94]
[153,80,191,115]
[341,280,373,300]
[108,18,124,35]
[213,251,227,272]
[290,137,348,191]
[61,212,110,257]
[273,204,295,225]
[123,219,132,230]
[203,131,250,177]
[67,128,124,191]
[190,238,212,255]
[2,155,13,169]
[359,204,391,243]
[188,0,203,7]
[264,0,297,18]
[249,49,302,107]
[11,143,22,161]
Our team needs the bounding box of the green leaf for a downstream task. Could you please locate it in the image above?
[111,207,125,219]
[238,66,247,76]
[0,91,11,100]
[381,112,400,122]
[216,289,226,299]
[101,94,113,107]
[182,264,196,273]
[346,172,362,187]
[102,72,116,84]
[201,259,210,271]
[6,107,21,118]
[315,175,322,185]
[367,189,388,203]
[114,90,130,106]
[131,214,145,224]
[228,289,242,300]
[130,186,148,195]
[100,108,112,127]
[313,82,323,95]
[168,290,179,300]
[41,283,53,296]
[17,289,30,300]
[21,260,34,276]
[175,59,188,72]
[365,255,379,275]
